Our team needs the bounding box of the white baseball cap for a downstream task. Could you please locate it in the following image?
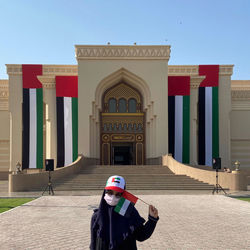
[105,175,126,193]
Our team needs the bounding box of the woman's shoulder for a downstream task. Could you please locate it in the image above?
[91,209,99,219]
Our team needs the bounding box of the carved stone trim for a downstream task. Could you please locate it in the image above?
[0,80,9,110]
[168,65,198,75]
[0,102,8,110]
[37,76,55,89]
[6,64,22,75]
[168,65,234,76]
[75,45,171,60]
[232,90,250,100]
[6,64,78,76]
[231,80,250,91]
[43,65,78,75]
[190,76,205,89]
[219,65,234,76]
[232,100,250,110]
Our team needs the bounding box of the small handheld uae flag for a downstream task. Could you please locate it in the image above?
[114,191,138,217]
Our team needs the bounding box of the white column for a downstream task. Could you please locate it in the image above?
[190,76,205,165]
[190,88,198,165]
[38,76,57,167]
[8,73,23,172]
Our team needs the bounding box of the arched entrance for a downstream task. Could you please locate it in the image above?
[101,82,145,165]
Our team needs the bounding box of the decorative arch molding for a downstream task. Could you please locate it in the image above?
[90,67,156,158]
[94,68,152,113]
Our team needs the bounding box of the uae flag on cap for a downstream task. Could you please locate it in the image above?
[168,76,190,163]
[198,65,219,166]
[115,191,138,217]
[56,76,78,167]
[22,65,43,169]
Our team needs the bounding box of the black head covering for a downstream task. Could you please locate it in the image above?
[92,190,145,249]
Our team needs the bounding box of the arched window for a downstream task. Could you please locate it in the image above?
[128,98,137,113]
[108,98,117,113]
[118,98,127,113]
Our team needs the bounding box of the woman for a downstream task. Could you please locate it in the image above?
[90,175,159,250]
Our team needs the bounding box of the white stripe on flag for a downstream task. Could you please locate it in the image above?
[175,96,183,162]
[29,89,37,168]
[205,87,212,166]
[64,97,73,166]
[120,199,130,216]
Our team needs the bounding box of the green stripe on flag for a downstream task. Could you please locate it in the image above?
[72,97,78,162]
[36,88,43,169]
[182,95,190,163]
[114,197,126,214]
[212,86,219,158]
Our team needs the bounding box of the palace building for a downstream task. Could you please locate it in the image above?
[0,45,250,191]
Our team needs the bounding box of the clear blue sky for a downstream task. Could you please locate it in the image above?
[0,0,249,79]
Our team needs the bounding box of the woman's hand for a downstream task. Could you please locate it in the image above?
[149,205,158,218]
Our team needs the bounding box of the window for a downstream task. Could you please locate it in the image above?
[128,98,137,113]
[108,98,117,113]
[118,98,127,113]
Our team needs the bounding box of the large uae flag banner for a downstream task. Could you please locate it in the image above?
[22,65,43,169]
[168,76,190,163]
[56,76,78,167]
[198,65,219,166]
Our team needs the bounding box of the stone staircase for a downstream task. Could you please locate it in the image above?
[53,165,215,191]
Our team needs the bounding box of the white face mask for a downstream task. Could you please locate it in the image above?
[104,193,120,206]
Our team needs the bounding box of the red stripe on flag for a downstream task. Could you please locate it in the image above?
[56,76,78,97]
[22,65,43,89]
[122,191,138,204]
[199,65,219,87]
[168,76,190,96]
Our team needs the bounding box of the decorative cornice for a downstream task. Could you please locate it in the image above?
[232,90,250,100]
[231,80,250,91]
[6,64,78,76]
[75,45,171,60]
[0,80,9,111]
[168,65,198,75]
[37,76,55,89]
[190,76,205,89]
[0,80,9,98]
[168,65,234,76]
[43,65,78,75]
[219,65,234,76]
[6,64,22,75]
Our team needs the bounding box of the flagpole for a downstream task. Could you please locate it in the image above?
[138,198,150,206]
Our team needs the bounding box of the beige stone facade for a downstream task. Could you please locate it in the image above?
[231,80,250,169]
[0,80,9,174]
[0,44,249,179]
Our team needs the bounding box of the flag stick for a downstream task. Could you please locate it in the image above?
[138,198,150,206]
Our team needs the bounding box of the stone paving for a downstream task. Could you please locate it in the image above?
[0,194,250,250]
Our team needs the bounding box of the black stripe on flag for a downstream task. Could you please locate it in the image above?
[22,88,30,169]
[198,87,205,165]
[57,97,65,167]
[168,96,175,157]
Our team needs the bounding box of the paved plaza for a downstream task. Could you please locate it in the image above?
[0,194,250,250]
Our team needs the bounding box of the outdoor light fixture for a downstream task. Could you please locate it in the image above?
[234,160,240,171]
